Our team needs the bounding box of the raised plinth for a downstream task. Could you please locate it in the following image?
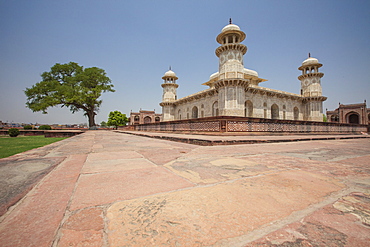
[131,116,368,135]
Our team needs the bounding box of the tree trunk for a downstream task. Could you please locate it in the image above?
[86,110,96,128]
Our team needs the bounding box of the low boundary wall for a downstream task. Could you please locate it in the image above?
[0,129,84,137]
[133,116,367,134]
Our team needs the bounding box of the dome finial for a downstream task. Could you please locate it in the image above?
[229,18,232,24]
[308,52,311,58]
[169,65,171,70]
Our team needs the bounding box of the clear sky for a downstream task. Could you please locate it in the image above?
[1,0,369,125]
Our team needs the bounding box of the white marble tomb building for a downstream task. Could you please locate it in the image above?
[160,21,326,122]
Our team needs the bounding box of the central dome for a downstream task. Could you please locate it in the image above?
[244,68,258,77]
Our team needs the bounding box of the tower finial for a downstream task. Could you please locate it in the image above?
[308,52,311,58]
[229,18,232,24]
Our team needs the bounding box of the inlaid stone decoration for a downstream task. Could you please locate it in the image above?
[135,117,367,133]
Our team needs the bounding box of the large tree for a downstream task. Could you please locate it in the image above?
[25,62,115,128]
[107,110,128,129]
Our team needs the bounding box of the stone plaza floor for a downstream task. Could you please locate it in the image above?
[0,130,369,246]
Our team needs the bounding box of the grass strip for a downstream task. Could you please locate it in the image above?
[0,135,67,158]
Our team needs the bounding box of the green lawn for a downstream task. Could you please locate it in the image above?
[0,135,67,158]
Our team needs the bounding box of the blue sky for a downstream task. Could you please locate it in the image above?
[1,0,369,125]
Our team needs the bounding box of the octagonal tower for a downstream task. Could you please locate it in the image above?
[298,55,327,121]
[210,19,265,116]
[160,68,179,121]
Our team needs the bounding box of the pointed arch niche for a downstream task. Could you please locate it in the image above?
[212,101,219,117]
[271,104,279,119]
[245,100,253,117]
[192,106,198,119]
[347,112,360,124]
[294,107,299,120]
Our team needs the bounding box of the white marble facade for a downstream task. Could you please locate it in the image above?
[160,21,326,122]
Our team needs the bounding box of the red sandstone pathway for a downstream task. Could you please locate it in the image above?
[0,131,369,246]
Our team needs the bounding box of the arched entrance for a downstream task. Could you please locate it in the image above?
[347,112,359,124]
[144,116,152,124]
[245,100,253,117]
[212,101,219,117]
[271,104,279,119]
[293,107,299,120]
[192,106,198,119]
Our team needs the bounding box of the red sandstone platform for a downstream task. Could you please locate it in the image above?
[0,131,369,246]
[120,130,369,145]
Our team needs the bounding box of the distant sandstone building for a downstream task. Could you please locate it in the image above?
[160,20,326,122]
[326,101,369,125]
[129,110,162,125]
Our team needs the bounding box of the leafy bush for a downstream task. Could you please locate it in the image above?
[38,125,52,130]
[107,111,128,130]
[323,114,327,122]
[8,128,20,137]
[23,125,33,130]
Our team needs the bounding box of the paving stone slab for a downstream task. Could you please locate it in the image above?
[0,154,86,247]
[278,146,370,162]
[165,156,283,184]
[337,155,370,168]
[57,229,103,247]
[69,166,195,211]
[241,153,370,178]
[87,151,143,160]
[57,207,104,247]
[0,156,65,216]
[184,140,340,158]
[136,147,193,165]
[248,192,370,246]
[82,158,156,174]
[107,170,343,246]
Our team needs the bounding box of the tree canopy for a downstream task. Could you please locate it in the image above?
[100,121,107,128]
[107,111,128,129]
[25,62,114,128]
